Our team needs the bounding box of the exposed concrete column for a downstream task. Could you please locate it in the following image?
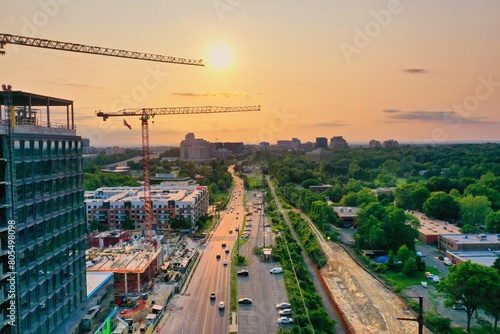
[137,273,141,292]
[124,273,128,294]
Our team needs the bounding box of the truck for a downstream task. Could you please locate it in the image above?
[443,258,452,266]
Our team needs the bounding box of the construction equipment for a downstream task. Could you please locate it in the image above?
[0,33,203,66]
[97,105,260,243]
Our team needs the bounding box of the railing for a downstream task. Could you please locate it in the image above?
[0,119,76,129]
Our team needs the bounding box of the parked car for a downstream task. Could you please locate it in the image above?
[237,270,249,276]
[238,298,252,304]
[276,303,291,310]
[277,317,293,324]
[416,251,426,257]
[452,304,465,310]
[438,256,444,261]
[279,309,292,316]
[270,267,283,274]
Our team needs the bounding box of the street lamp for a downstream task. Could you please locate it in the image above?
[397,296,424,334]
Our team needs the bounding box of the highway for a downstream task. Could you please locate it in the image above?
[163,167,245,334]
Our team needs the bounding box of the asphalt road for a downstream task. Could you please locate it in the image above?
[237,190,289,334]
[162,168,245,334]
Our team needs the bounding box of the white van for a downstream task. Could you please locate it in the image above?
[270,267,283,274]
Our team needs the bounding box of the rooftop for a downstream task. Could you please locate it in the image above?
[449,250,500,267]
[86,244,162,274]
[412,210,461,235]
[87,272,114,298]
[441,233,500,245]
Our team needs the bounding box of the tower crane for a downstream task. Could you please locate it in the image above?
[97,105,260,243]
[0,33,203,66]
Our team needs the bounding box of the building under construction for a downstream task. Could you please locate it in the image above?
[86,243,163,294]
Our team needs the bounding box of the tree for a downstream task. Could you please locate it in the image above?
[402,257,418,277]
[423,191,460,222]
[89,219,99,232]
[459,194,492,227]
[486,211,500,233]
[437,261,500,332]
[122,217,135,230]
[410,186,430,210]
[396,244,414,264]
[460,224,480,234]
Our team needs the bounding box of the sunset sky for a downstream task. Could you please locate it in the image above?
[2,1,500,147]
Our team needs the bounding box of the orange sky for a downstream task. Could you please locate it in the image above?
[2,1,500,146]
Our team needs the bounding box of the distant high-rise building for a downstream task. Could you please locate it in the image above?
[369,140,382,148]
[329,136,348,149]
[0,91,87,334]
[315,137,328,149]
[291,138,301,151]
[276,140,292,150]
[383,139,399,148]
[180,133,211,161]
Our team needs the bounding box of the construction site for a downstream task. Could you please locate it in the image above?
[86,240,163,294]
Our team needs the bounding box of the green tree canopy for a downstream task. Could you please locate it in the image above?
[459,194,492,227]
[422,191,460,222]
[437,261,500,332]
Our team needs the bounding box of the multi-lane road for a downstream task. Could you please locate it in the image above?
[163,169,245,334]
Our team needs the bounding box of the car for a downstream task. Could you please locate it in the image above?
[237,270,249,276]
[432,276,440,283]
[222,242,226,247]
[270,267,283,274]
[276,303,291,310]
[219,301,225,310]
[238,298,252,304]
[426,273,436,279]
[416,251,426,257]
[223,260,228,266]
[277,317,293,324]
[452,304,465,310]
[438,256,444,261]
[216,253,221,259]
[279,309,292,316]
[229,229,233,234]
[210,292,216,300]
[225,249,230,254]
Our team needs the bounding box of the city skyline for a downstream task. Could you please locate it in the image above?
[2,1,500,146]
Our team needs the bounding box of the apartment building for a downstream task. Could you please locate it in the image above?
[85,184,209,231]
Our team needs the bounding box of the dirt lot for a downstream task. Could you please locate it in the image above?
[320,242,431,334]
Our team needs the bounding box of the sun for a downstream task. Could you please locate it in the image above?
[207,43,233,69]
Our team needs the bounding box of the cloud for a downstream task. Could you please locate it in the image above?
[43,79,101,89]
[313,121,350,127]
[383,109,498,124]
[171,91,253,98]
[403,68,427,74]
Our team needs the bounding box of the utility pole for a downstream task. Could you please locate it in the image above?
[397,296,424,334]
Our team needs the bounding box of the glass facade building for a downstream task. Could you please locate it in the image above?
[0,91,86,334]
